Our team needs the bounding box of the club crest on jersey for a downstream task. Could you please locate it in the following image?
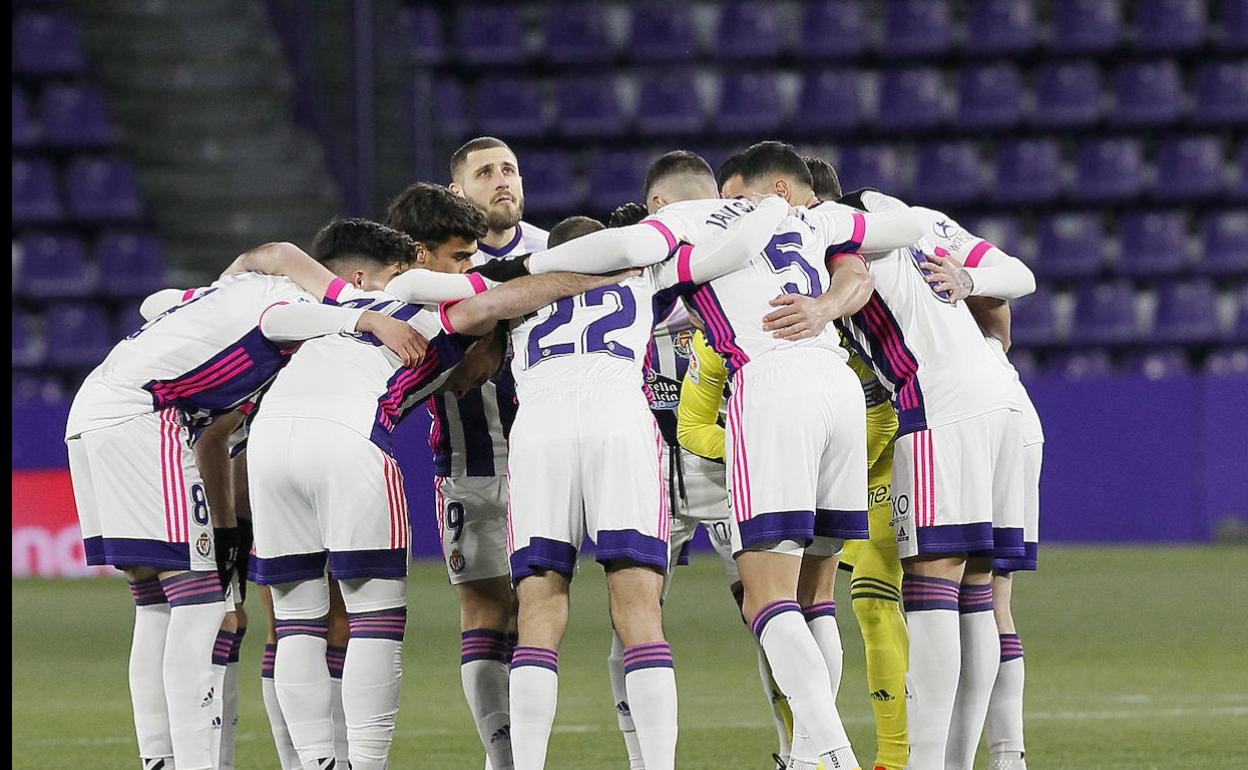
[673,329,693,358]
[448,549,466,575]
[195,532,212,557]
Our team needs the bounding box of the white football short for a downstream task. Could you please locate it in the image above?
[996,439,1043,572]
[893,407,1026,560]
[507,383,668,581]
[68,409,216,572]
[724,348,869,555]
[434,474,511,584]
[248,417,411,585]
[665,449,738,592]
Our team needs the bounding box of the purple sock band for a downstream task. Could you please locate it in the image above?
[751,599,802,638]
[275,615,328,641]
[261,642,277,678]
[228,626,246,664]
[902,574,961,612]
[511,645,559,672]
[325,644,348,679]
[347,608,407,641]
[959,582,994,613]
[1000,633,1024,662]
[623,641,674,673]
[802,600,837,621]
[461,628,510,665]
[505,632,519,663]
[213,629,239,666]
[160,571,225,607]
[129,576,167,606]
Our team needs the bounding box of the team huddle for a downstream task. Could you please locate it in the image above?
[65,136,1043,770]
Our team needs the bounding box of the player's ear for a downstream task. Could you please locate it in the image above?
[648,193,666,213]
[351,268,367,289]
[448,181,464,197]
[775,178,791,202]
[412,243,430,267]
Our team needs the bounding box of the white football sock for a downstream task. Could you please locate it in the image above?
[754,639,791,763]
[461,629,514,770]
[623,642,678,770]
[902,574,962,770]
[803,602,843,702]
[986,634,1027,769]
[220,649,240,770]
[609,632,645,770]
[209,629,235,770]
[508,648,559,770]
[272,578,335,766]
[327,645,349,764]
[128,578,173,767]
[261,645,302,770]
[160,571,227,770]
[341,626,406,769]
[946,592,1000,770]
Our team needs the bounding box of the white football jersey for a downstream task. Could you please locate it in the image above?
[837,206,1020,437]
[472,220,550,265]
[255,286,470,457]
[66,273,313,439]
[986,337,1045,445]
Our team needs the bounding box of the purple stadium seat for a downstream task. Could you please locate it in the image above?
[1206,347,1248,376]
[1134,0,1207,51]
[955,64,1023,130]
[12,373,66,407]
[474,79,545,139]
[96,231,166,298]
[18,233,95,298]
[544,4,616,65]
[886,0,953,55]
[627,5,698,62]
[520,151,577,215]
[1074,281,1140,344]
[1073,139,1144,202]
[64,157,144,222]
[800,1,870,58]
[40,86,115,147]
[1222,0,1248,50]
[13,88,38,148]
[1051,0,1123,53]
[716,73,787,135]
[455,6,526,65]
[1199,211,1248,276]
[635,73,706,136]
[1111,61,1184,126]
[1005,348,1041,380]
[1193,63,1248,125]
[1010,286,1060,346]
[714,2,784,61]
[12,12,86,75]
[400,6,443,65]
[44,303,113,368]
[113,302,147,342]
[964,215,1028,260]
[1123,348,1191,379]
[995,139,1063,204]
[1235,139,1248,201]
[1154,136,1225,200]
[1031,61,1104,128]
[1048,349,1115,380]
[837,146,908,199]
[798,71,870,132]
[1118,211,1190,277]
[1238,286,1248,342]
[965,0,1036,55]
[1034,213,1106,278]
[12,159,63,225]
[876,69,946,132]
[12,312,43,369]
[555,78,627,139]
[586,151,649,212]
[914,142,982,206]
[1153,279,1220,344]
[433,81,471,139]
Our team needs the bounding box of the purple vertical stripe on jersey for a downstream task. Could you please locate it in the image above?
[347,608,407,641]
[325,645,348,678]
[261,643,277,679]
[999,633,1024,662]
[144,327,289,416]
[902,574,961,612]
[228,626,245,664]
[623,641,674,673]
[275,615,329,640]
[850,294,927,434]
[461,629,510,664]
[428,395,453,476]
[160,571,225,607]
[959,583,995,614]
[690,284,750,375]
[495,367,518,442]
[371,332,473,456]
[751,600,802,638]
[511,646,559,672]
[802,601,837,621]
[128,576,167,606]
[455,387,498,476]
[213,629,238,666]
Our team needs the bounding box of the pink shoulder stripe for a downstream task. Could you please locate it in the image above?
[639,218,677,254]
[850,212,867,246]
[324,277,348,304]
[467,272,488,294]
[964,240,996,268]
[675,242,694,284]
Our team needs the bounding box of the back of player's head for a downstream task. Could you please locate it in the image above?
[312,218,415,272]
[385,182,488,248]
[643,150,717,207]
[737,141,815,190]
[717,152,747,194]
[607,201,648,228]
[803,155,842,200]
[449,136,514,182]
[548,216,605,247]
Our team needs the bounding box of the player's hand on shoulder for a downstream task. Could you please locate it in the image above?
[919,248,973,302]
[469,253,530,283]
[357,310,428,367]
[761,293,833,341]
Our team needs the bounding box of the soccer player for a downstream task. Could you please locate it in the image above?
[64,243,424,770]
[246,218,622,770]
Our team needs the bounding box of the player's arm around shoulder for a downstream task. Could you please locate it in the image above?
[677,331,728,462]
[762,257,874,342]
[442,269,639,336]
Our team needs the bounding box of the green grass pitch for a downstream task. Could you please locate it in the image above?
[12,546,1248,768]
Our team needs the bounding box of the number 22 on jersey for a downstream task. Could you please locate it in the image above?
[524,285,637,369]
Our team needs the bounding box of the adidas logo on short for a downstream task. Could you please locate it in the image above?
[870,688,896,702]
[490,725,511,744]
[615,700,632,717]
[201,687,214,708]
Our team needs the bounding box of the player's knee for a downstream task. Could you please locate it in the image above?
[457,576,515,632]
[852,595,900,633]
[339,577,407,613]
[271,578,331,620]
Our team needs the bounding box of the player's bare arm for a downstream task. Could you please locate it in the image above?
[443,269,639,336]
[762,256,874,341]
[439,326,507,397]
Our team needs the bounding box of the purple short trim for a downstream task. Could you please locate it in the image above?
[326,644,348,678]
[84,536,189,570]
[261,643,277,678]
[994,541,1039,573]
[958,582,994,614]
[1000,633,1024,662]
[252,552,328,586]
[902,574,960,612]
[751,599,801,638]
[595,529,668,573]
[160,571,224,607]
[909,522,995,557]
[992,527,1026,560]
[801,600,837,621]
[347,608,407,641]
[623,641,674,673]
[511,645,558,673]
[328,548,410,580]
[461,628,510,665]
[675,538,693,566]
[509,537,579,582]
[738,510,815,551]
[275,615,328,640]
[814,508,869,540]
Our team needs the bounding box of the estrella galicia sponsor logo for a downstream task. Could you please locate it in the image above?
[646,374,681,410]
[195,532,212,558]
[448,549,466,575]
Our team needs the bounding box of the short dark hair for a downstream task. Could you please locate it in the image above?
[385,182,488,249]
[607,201,647,228]
[643,150,715,200]
[737,141,814,189]
[311,218,415,270]
[450,136,513,181]
[717,152,747,191]
[548,216,605,247]
[803,155,842,200]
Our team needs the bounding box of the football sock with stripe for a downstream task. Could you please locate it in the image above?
[803,601,843,702]
[219,626,244,770]
[901,574,961,770]
[272,578,335,766]
[508,647,559,770]
[946,582,1000,770]
[461,628,514,770]
[342,607,407,770]
[209,628,239,770]
[755,639,793,764]
[608,632,646,770]
[129,577,174,769]
[326,644,349,765]
[260,643,302,770]
[850,577,909,770]
[623,641,678,770]
[160,570,226,770]
[985,633,1027,770]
